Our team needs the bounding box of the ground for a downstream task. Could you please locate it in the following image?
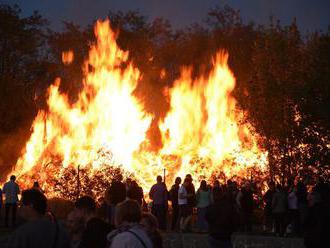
[0,229,305,248]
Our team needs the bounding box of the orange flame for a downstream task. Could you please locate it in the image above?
[62,50,74,65]
[159,52,267,181]
[10,20,267,196]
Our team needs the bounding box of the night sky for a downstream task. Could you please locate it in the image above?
[3,0,330,32]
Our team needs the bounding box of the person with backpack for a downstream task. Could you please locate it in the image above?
[107,199,153,248]
[140,212,163,248]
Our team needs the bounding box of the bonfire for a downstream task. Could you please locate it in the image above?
[10,20,268,199]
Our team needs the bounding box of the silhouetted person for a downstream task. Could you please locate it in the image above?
[184,174,196,231]
[169,177,181,230]
[149,175,168,230]
[227,180,239,203]
[287,184,299,235]
[66,210,85,248]
[74,196,112,248]
[178,178,190,231]
[212,180,222,203]
[127,180,144,206]
[304,182,330,248]
[125,178,132,192]
[105,175,126,225]
[107,199,153,248]
[263,181,275,232]
[3,175,20,227]
[206,192,238,248]
[141,212,163,248]
[7,189,70,248]
[272,185,287,236]
[0,187,2,219]
[236,183,253,232]
[297,181,308,234]
[32,181,44,194]
[196,180,212,232]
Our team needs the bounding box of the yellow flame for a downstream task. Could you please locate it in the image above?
[11,20,267,196]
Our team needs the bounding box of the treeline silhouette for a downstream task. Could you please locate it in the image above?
[0,4,329,183]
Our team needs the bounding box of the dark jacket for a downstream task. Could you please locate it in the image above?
[127,186,144,205]
[169,184,180,206]
[7,219,70,248]
[304,201,330,248]
[79,217,112,248]
[106,181,126,205]
[264,189,274,214]
[206,194,238,241]
[186,183,196,207]
[272,190,287,214]
[241,188,253,214]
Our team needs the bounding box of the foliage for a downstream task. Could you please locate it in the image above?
[52,164,126,202]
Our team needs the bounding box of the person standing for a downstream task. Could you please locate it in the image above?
[3,175,20,227]
[149,175,168,230]
[140,212,163,248]
[7,189,70,248]
[184,174,196,231]
[169,177,181,230]
[74,196,112,248]
[304,181,330,248]
[127,180,144,206]
[272,185,287,236]
[105,175,126,225]
[178,178,189,231]
[196,180,212,232]
[296,181,308,234]
[287,185,299,235]
[212,180,222,203]
[236,183,254,232]
[125,178,132,193]
[32,181,44,194]
[107,200,153,248]
[206,192,238,248]
[66,210,85,248]
[263,182,275,232]
[0,187,3,219]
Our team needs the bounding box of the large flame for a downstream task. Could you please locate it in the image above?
[10,20,267,196]
[159,52,267,181]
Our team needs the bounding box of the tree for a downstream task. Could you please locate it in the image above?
[0,4,48,178]
[0,4,48,131]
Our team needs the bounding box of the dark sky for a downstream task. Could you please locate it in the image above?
[3,0,330,32]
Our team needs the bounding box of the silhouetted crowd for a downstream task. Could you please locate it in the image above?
[262,179,330,247]
[0,174,329,248]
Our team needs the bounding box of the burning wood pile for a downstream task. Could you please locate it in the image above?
[11,20,268,199]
